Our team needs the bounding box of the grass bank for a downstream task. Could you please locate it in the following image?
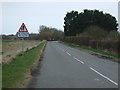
[2,41,46,88]
[60,41,120,60]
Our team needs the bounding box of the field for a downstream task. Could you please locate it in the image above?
[2,40,41,63]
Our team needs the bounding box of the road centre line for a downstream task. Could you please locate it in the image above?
[89,67,118,86]
[66,52,71,56]
[62,49,65,52]
[73,57,84,64]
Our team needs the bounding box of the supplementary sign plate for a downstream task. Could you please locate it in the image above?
[17,32,29,37]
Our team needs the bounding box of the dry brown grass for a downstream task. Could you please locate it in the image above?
[2,40,41,63]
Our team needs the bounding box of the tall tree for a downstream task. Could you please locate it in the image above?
[64,11,78,36]
[64,9,118,37]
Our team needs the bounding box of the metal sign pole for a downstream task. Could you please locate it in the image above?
[22,38,24,52]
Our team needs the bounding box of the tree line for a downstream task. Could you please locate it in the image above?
[2,25,64,41]
[64,9,118,37]
[39,25,64,41]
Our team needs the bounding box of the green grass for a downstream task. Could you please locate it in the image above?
[2,42,46,88]
[79,46,120,59]
[0,66,2,90]
[2,40,15,42]
[61,41,120,59]
[2,40,40,42]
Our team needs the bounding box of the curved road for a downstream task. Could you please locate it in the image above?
[28,41,118,88]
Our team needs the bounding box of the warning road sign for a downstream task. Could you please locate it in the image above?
[17,23,29,37]
[18,23,28,32]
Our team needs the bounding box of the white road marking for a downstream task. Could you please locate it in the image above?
[62,49,65,52]
[66,52,71,56]
[89,67,118,86]
[57,43,118,86]
[65,49,67,52]
[73,57,84,64]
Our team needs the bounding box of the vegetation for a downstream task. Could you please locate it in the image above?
[39,25,64,41]
[26,33,40,40]
[0,66,1,89]
[2,42,46,88]
[64,9,118,36]
[62,9,119,57]
[2,33,40,40]
[2,40,41,63]
[61,42,120,59]
[61,36,119,55]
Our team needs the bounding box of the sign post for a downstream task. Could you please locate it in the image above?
[22,38,24,52]
[17,23,29,52]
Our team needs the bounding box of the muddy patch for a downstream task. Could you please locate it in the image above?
[91,53,119,63]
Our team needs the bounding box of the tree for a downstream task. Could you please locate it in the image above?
[83,25,107,40]
[64,9,118,37]
[39,25,64,40]
[64,11,78,36]
[28,33,40,40]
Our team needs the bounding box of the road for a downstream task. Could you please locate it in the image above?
[28,41,118,88]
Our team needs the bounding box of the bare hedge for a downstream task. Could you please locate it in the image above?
[62,36,119,55]
[89,40,119,54]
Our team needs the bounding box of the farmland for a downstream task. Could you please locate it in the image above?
[2,40,41,63]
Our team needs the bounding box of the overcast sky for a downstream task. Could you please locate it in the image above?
[1,1,118,35]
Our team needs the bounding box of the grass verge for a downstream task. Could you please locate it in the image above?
[2,41,46,88]
[0,65,2,90]
[60,41,120,59]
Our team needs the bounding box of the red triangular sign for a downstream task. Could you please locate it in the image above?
[18,23,28,32]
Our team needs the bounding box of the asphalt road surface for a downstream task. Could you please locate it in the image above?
[28,41,118,88]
